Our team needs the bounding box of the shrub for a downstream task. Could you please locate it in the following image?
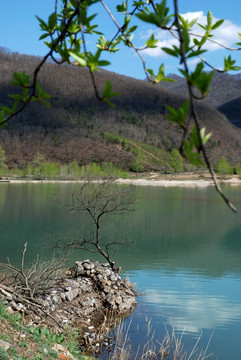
[102,132,122,145]
[130,159,144,172]
[101,161,129,178]
[169,149,184,173]
[67,161,81,178]
[0,146,8,176]
[42,162,60,178]
[234,164,241,175]
[27,152,47,177]
[215,156,233,176]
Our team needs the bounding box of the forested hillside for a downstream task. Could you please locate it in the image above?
[162,72,241,127]
[0,49,241,172]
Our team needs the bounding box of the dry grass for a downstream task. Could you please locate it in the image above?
[106,319,213,360]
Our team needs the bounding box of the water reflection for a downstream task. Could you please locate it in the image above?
[143,279,241,332]
[1,184,241,359]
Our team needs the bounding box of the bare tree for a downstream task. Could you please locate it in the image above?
[56,181,135,272]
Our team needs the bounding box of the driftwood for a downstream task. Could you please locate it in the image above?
[0,243,66,300]
[0,282,62,328]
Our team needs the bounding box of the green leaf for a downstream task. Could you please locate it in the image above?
[98,60,110,66]
[69,51,87,67]
[182,29,190,53]
[166,100,189,128]
[11,72,30,87]
[39,33,49,40]
[207,10,213,30]
[116,2,127,12]
[147,68,155,79]
[162,47,179,57]
[48,12,57,31]
[36,16,49,32]
[0,106,14,115]
[212,18,224,30]
[102,81,120,107]
[224,55,241,71]
[145,33,158,48]
[200,127,212,145]
[187,49,207,58]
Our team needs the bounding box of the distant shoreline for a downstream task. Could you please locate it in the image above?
[1,173,241,187]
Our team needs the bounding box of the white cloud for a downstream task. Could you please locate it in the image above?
[144,288,241,333]
[142,11,241,58]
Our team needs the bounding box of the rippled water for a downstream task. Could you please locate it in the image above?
[1,183,241,359]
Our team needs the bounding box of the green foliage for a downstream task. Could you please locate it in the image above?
[169,149,184,173]
[166,100,189,129]
[27,152,47,177]
[0,346,9,360]
[102,132,122,145]
[136,0,173,27]
[25,326,64,345]
[68,161,81,177]
[27,153,60,179]
[130,158,144,172]
[180,63,214,97]
[215,156,233,176]
[102,132,187,173]
[0,301,22,328]
[147,64,176,83]
[234,164,241,175]
[0,300,83,360]
[102,80,120,107]
[0,146,8,176]
[182,126,212,166]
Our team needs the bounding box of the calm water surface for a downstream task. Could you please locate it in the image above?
[1,183,241,359]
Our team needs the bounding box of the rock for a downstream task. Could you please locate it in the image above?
[6,306,14,314]
[118,303,127,311]
[65,289,79,302]
[0,339,11,350]
[115,296,123,304]
[110,274,117,282]
[60,293,66,301]
[103,286,111,294]
[65,279,80,288]
[52,343,78,360]
[52,295,60,306]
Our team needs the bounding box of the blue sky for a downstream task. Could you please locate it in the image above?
[1,0,241,79]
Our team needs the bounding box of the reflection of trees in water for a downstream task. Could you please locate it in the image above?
[108,187,241,277]
[1,184,241,277]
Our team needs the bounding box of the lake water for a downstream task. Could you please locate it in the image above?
[1,183,241,359]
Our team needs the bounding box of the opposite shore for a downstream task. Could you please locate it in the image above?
[1,172,241,187]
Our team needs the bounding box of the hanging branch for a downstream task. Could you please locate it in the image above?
[173,0,237,213]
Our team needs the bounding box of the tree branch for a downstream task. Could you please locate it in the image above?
[173,0,237,213]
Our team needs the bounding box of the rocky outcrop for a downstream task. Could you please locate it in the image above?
[0,260,136,332]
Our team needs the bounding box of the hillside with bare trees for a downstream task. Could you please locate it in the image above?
[0,49,241,171]
[162,72,241,127]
